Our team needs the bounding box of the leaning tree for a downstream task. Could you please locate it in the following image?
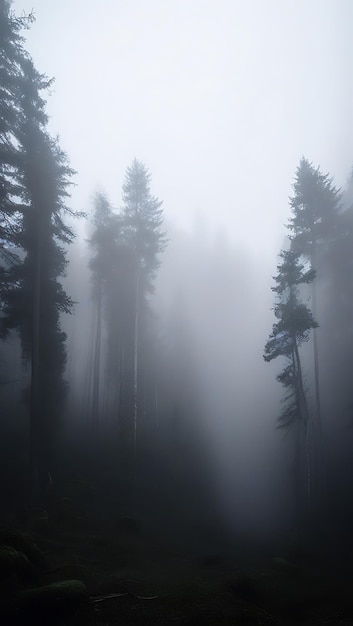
[264,249,317,510]
[288,157,342,482]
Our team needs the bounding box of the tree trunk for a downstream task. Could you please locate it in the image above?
[311,275,325,491]
[310,217,325,492]
[133,267,139,451]
[30,221,44,511]
[294,341,311,508]
[92,279,102,440]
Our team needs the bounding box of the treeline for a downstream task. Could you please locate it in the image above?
[1,2,353,537]
[0,3,211,523]
[264,158,353,528]
[86,165,165,450]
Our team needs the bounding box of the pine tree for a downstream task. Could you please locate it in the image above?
[319,169,353,429]
[120,159,166,449]
[288,157,342,485]
[0,2,34,275]
[264,249,317,508]
[0,5,76,509]
[87,191,116,436]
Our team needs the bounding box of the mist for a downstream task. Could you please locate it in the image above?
[1,1,353,623]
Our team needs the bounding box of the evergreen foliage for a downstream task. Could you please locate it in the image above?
[86,163,166,448]
[121,158,166,290]
[264,250,317,430]
[287,157,343,491]
[288,157,342,255]
[0,1,76,508]
[265,249,317,508]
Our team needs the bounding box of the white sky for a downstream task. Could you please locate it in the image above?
[12,0,353,255]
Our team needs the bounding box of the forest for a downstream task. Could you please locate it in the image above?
[1,1,353,624]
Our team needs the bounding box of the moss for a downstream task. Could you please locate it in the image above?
[0,530,47,571]
[17,579,87,617]
[0,545,38,583]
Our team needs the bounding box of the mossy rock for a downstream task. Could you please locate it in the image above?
[17,579,87,617]
[0,530,47,571]
[0,545,39,584]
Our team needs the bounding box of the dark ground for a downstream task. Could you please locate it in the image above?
[1,506,353,626]
[0,438,352,626]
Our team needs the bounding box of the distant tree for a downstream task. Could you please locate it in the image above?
[318,168,353,428]
[120,159,166,449]
[288,157,342,482]
[87,191,116,436]
[264,249,317,508]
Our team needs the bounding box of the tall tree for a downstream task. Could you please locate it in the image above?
[264,249,317,509]
[87,191,116,436]
[0,2,33,277]
[120,159,166,449]
[318,169,353,430]
[288,157,342,484]
[0,7,76,510]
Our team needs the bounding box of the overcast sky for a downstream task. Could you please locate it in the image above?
[12,0,353,255]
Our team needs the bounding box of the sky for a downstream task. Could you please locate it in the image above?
[11,0,353,257]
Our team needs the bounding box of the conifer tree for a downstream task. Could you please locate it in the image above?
[0,3,76,509]
[87,191,116,435]
[120,159,166,448]
[288,158,342,479]
[0,1,33,270]
[264,249,317,508]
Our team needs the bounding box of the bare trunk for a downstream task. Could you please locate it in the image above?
[133,268,139,450]
[118,344,125,437]
[30,223,46,511]
[310,219,325,491]
[290,276,311,510]
[92,279,102,439]
[155,380,159,431]
[295,415,301,520]
[311,276,325,489]
[294,340,311,507]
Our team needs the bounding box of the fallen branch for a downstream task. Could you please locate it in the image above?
[90,589,159,603]
[90,592,128,603]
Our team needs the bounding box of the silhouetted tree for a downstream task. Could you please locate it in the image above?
[0,2,34,288]
[318,169,353,429]
[0,11,76,510]
[120,159,166,449]
[264,249,317,509]
[288,157,342,484]
[87,191,116,435]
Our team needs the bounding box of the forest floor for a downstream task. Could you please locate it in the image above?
[1,510,353,626]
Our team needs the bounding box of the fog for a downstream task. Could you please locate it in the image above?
[1,0,353,592]
[153,223,282,530]
[13,0,352,249]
